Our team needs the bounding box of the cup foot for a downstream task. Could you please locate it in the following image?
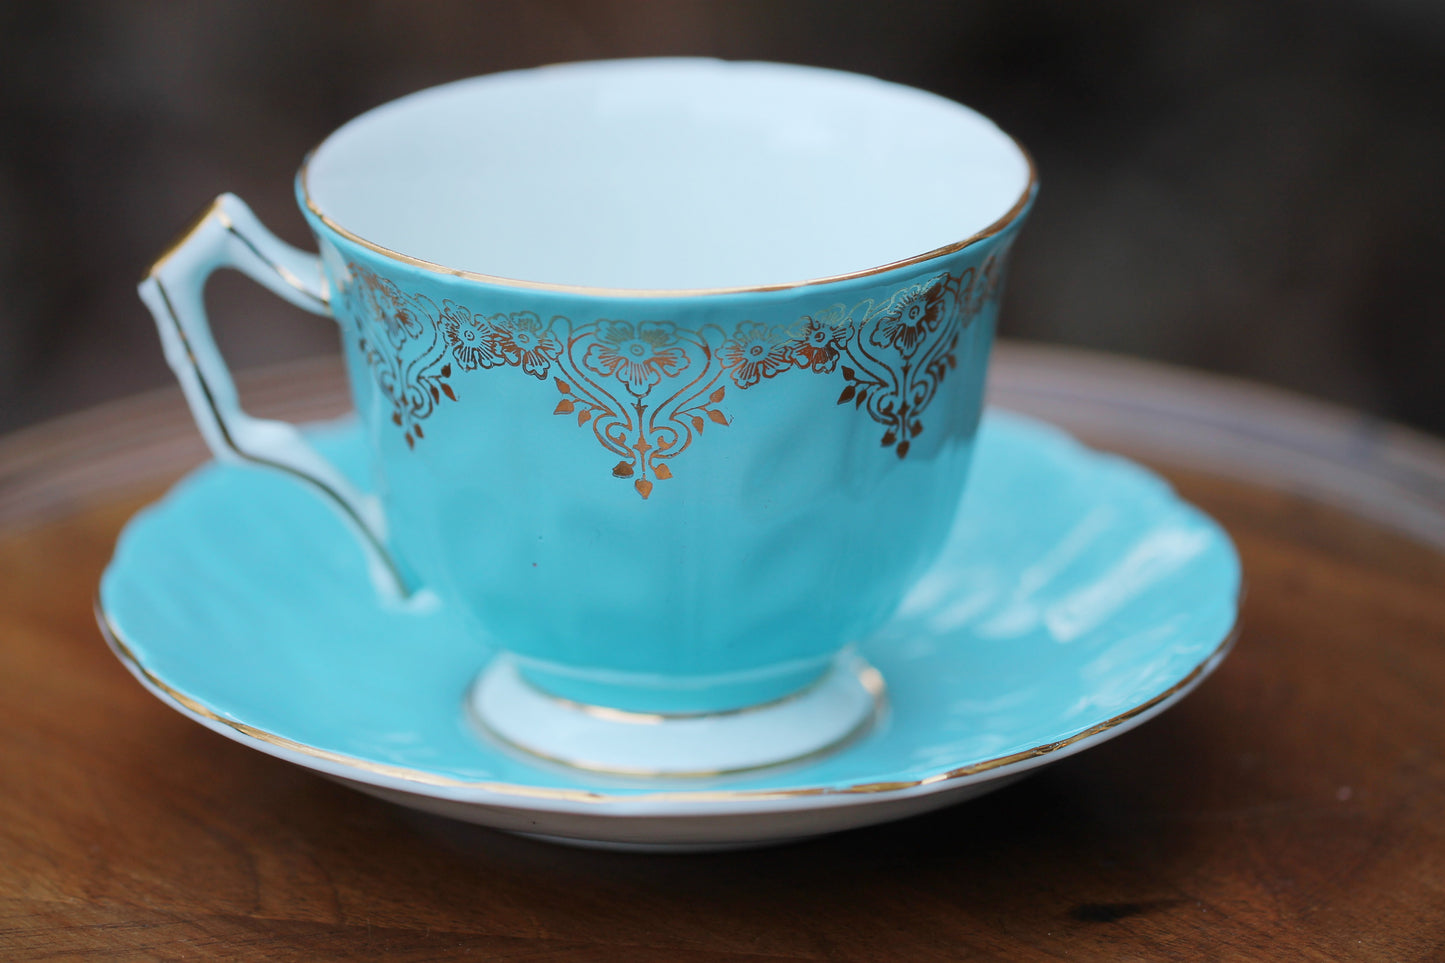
[467,652,885,777]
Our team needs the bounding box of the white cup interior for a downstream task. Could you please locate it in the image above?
[303,58,1031,292]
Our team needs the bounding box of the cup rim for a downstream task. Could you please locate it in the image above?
[296,59,1039,300]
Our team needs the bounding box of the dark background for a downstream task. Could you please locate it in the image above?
[2,0,1442,436]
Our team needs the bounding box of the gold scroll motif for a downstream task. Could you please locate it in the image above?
[344,256,1004,499]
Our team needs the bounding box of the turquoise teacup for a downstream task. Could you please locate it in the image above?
[139,59,1035,775]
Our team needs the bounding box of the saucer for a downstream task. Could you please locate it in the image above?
[98,412,1240,851]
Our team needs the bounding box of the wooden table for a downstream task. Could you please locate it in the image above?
[2,343,1442,961]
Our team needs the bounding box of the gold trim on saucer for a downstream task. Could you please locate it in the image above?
[96,601,1239,806]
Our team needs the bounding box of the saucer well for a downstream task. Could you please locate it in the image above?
[98,412,1240,850]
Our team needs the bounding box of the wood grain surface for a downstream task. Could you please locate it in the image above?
[1,343,1442,961]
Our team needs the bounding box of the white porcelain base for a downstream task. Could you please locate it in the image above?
[468,652,885,777]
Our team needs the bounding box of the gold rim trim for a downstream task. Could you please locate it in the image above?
[467,663,886,778]
[97,601,1238,806]
[296,122,1037,299]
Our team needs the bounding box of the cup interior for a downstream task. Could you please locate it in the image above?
[303,58,1031,291]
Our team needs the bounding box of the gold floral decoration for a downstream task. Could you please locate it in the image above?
[342,255,1005,497]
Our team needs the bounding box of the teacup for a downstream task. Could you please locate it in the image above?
[139,58,1034,775]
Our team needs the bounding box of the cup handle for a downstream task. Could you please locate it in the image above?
[137,193,411,599]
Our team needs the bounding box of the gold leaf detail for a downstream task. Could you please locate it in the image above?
[347,257,1004,495]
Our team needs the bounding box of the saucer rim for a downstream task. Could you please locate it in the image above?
[97,603,1238,814]
[97,410,1242,817]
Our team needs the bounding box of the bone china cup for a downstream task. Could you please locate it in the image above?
[138,59,1035,768]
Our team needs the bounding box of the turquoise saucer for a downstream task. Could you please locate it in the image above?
[98,412,1240,851]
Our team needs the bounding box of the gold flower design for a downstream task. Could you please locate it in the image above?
[493,311,562,379]
[722,321,794,388]
[788,313,853,373]
[441,301,504,371]
[363,276,426,347]
[869,278,947,359]
[581,321,687,397]
[346,256,1003,496]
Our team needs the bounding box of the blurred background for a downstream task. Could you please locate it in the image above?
[1,0,1442,436]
